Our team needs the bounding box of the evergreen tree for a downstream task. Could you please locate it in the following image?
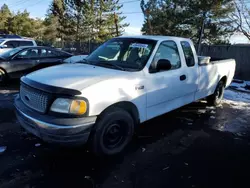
[49,0,129,42]
[0,4,12,33]
[9,10,34,37]
[50,0,74,42]
[42,13,60,44]
[141,0,234,44]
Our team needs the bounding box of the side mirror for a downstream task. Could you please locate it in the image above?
[0,44,7,49]
[156,59,172,71]
[198,56,210,65]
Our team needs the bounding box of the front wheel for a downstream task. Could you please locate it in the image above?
[207,80,225,106]
[90,107,134,156]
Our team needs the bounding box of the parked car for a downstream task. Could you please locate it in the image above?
[0,38,37,54]
[0,46,72,83]
[15,36,236,155]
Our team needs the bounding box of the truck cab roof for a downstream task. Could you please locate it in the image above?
[117,35,191,42]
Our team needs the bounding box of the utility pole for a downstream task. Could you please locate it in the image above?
[197,12,207,55]
[145,8,152,35]
[114,12,119,36]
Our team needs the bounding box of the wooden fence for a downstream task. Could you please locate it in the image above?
[200,45,250,80]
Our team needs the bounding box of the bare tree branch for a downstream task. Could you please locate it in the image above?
[230,0,250,40]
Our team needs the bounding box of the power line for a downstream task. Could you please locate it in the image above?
[12,0,45,12]
[8,0,33,8]
[118,0,140,4]
[4,0,30,7]
[121,11,143,14]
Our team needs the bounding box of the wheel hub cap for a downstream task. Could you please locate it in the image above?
[104,122,125,149]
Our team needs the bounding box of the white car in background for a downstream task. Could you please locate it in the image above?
[0,39,37,54]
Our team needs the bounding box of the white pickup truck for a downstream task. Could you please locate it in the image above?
[15,36,236,155]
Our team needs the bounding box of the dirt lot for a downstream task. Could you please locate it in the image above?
[1,80,250,188]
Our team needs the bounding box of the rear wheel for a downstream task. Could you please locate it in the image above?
[0,69,7,85]
[207,80,225,106]
[91,107,134,156]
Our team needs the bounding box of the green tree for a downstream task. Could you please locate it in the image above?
[9,10,34,37]
[30,18,45,40]
[49,0,129,43]
[0,4,45,40]
[89,0,129,42]
[50,0,74,42]
[42,13,60,44]
[0,4,12,33]
[141,0,234,44]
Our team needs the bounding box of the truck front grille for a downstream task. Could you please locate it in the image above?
[20,83,52,113]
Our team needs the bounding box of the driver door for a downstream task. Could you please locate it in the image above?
[10,49,38,78]
[146,41,192,120]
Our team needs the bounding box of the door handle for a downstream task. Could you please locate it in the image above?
[180,75,186,81]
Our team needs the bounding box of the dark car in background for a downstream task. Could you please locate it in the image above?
[0,46,72,83]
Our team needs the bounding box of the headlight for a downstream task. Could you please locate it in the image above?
[50,98,87,115]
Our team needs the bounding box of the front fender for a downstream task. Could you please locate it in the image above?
[80,78,147,122]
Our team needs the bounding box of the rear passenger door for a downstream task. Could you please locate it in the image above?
[180,41,199,98]
[36,49,65,69]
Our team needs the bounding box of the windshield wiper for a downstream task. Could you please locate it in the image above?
[93,61,125,71]
[77,58,92,64]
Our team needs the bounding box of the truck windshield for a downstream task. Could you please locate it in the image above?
[86,38,157,71]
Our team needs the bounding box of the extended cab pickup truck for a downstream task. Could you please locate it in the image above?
[15,36,236,155]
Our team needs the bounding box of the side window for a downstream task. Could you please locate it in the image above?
[16,49,39,59]
[41,49,47,57]
[47,49,59,57]
[181,41,195,67]
[20,41,34,46]
[4,41,19,48]
[152,41,181,71]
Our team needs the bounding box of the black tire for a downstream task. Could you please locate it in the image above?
[91,107,134,156]
[207,80,225,106]
[0,68,7,85]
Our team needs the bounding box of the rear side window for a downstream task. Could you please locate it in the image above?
[40,49,59,57]
[19,41,34,46]
[181,41,195,67]
[47,49,59,57]
[4,41,19,48]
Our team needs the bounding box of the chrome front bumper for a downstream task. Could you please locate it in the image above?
[15,96,96,145]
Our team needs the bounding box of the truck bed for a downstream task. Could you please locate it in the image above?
[195,57,236,100]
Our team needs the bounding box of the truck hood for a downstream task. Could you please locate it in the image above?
[26,63,129,91]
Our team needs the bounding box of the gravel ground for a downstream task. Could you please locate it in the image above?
[1,80,250,188]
